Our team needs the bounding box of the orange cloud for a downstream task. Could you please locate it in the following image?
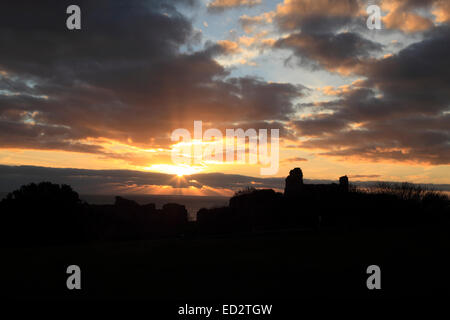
[240,12,275,33]
[207,0,262,12]
[276,0,360,19]
[217,40,242,54]
[282,156,308,163]
[380,0,434,32]
[432,0,450,23]
[320,79,365,96]
[238,31,273,49]
[383,11,433,32]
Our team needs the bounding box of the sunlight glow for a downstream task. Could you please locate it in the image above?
[144,164,203,176]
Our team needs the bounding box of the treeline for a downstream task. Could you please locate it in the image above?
[0,182,188,246]
[197,184,449,234]
[0,181,448,246]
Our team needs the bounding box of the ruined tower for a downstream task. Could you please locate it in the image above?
[284,167,303,197]
[339,175,349,192]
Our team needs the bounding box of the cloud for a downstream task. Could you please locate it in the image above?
[432,0,450,23]
[240,12,276,33]
[275,32,382,73]
[239,1,381,74]
[282,157,308,163]
[292,115,349,137]
[349,174,381,179]
[239,0,361,33]
[274,0,361,33]
[207,0,262,13]
[1,0,449,172]
[294,26,450,165]
[0,0,303,165]
[380,0,436,33]
[240,0,448,34]
[216,40,243,54]
[240,0,448,75]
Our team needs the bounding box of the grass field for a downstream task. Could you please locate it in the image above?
[2,226,449,300]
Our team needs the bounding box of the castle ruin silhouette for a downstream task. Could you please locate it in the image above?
[284,167,349,197]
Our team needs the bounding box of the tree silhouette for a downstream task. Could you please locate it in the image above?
[0,182,85,245]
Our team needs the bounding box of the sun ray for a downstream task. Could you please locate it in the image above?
[144,164,203,176]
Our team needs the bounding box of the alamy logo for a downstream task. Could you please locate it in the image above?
[171,121,279,175]
[66,5,81,30]
[366,4,382,30]
[366,265,381,289]
[66,265,81,290]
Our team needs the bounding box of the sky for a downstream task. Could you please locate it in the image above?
[0,0,449,195]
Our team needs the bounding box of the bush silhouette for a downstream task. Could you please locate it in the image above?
[196,168,449,232]
[0,182,86,245]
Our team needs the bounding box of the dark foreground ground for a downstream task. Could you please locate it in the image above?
[2,226,449,300]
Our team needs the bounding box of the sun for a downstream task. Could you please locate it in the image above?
[144,164,202,176]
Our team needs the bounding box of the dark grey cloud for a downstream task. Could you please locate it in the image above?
[0,0,302,157]
[294,26,450,164]
[349,174,381,179]
[281,157,308,163]
[292,115,349,136]
[0,164,286,194]
[275,32,382,72]
[259,0,381,74]
[273,0,361,32]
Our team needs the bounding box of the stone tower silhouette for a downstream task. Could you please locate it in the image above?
[284,167,303,197]
[339,175,349,192]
